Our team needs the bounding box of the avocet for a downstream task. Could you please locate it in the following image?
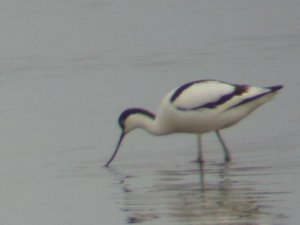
[105,79,283,167]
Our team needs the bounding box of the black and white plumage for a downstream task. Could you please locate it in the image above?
[105,80,283,167]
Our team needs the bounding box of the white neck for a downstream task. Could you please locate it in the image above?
[126,113,168,135]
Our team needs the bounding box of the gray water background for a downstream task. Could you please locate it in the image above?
[0,0,299,224]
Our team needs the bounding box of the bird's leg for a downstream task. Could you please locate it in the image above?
[196,134,204,163]
[215,130,231,162]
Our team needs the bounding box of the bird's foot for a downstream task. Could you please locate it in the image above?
[192,158,205,164]
[224,156,231,163]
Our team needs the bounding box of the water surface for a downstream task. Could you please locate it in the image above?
[0,0,299,224]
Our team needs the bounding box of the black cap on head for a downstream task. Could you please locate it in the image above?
[118,108,155,130]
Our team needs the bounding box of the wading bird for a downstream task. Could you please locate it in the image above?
[105,79,283,167]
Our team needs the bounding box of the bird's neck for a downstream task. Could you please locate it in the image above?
[130,113,166,136]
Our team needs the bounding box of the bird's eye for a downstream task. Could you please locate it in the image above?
[119,117,127,129]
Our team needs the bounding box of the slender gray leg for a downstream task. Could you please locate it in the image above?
[196,134,204,163]
[215,130,231,162]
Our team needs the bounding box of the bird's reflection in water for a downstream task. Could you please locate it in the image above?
[111,162,287,225]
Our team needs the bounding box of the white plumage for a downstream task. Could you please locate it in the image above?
[105,80,283,167]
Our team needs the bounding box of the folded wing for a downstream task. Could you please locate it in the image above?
[170,80,275,111]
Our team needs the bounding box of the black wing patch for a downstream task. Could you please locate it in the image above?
[175,84,248,111]
[227,92,268,110]
[227,85,283,110]
[170,80,211,103]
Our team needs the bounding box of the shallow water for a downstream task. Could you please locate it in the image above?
[0,0,299,224]
[107,134,299,225]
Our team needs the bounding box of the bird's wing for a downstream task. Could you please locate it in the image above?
[225,86,275,110]
[170,80,270,111]
[170,80,236,110]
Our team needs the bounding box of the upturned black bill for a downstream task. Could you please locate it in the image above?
[104,132,125,167]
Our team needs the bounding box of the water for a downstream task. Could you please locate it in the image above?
[0,0,299,224]
[107,135,298,225]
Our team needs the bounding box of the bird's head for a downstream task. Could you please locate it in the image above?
[104,108,155,167]
[118,108,155,134]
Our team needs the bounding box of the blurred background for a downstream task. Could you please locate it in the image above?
[0,1,299,224]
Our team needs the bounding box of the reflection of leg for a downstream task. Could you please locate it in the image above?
[196,134,204,163]
[198,162,205,191]
[215,130,231,162]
